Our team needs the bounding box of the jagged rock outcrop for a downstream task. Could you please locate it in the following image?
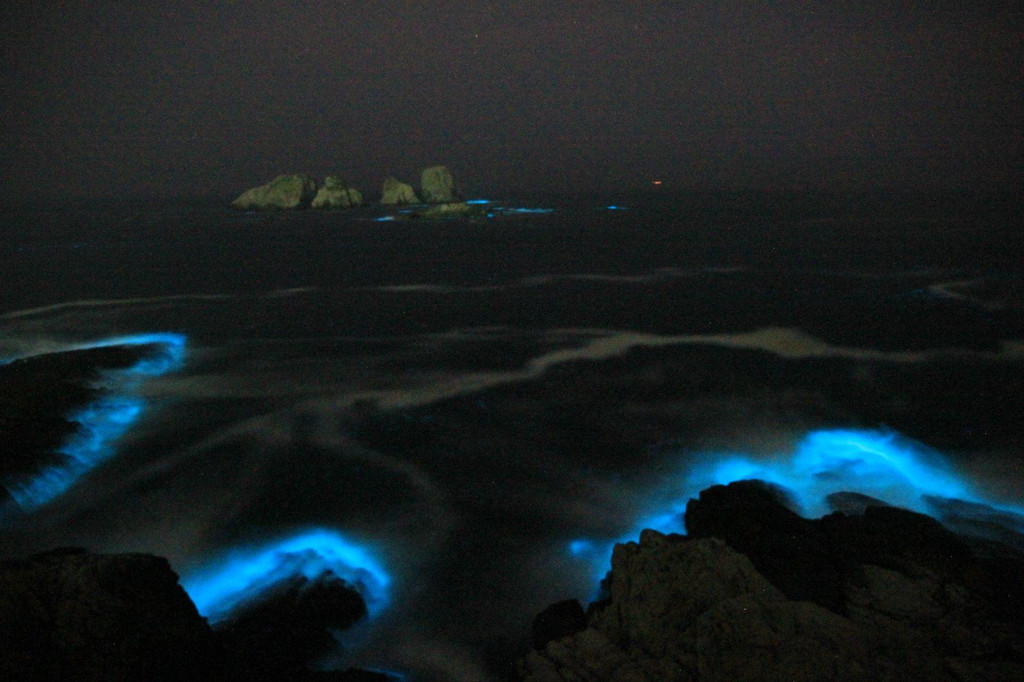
[522,482,1024,681]
[231,174,318,210]
[311,176,363,209]
[0,548,214,681]
[379,177,419,205]
[420,165,459,203]
[532,599,587,651]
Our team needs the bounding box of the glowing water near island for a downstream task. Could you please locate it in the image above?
[182,529,391,625]
[3,333,186,512]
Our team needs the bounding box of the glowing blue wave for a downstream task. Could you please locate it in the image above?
[570,428,1024,579]
[182,529,391,625]
[3,333,186,512]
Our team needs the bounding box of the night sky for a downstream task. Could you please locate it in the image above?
[2,2,1021,200]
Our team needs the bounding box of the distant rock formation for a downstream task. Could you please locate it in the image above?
[311,176,363,209]
[522,481,1024,681]
[420,165,459,203]
[379,177,419,205]
[228,167,467,208]
[231,174,318,210]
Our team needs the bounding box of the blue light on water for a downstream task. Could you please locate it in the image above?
[466,199,491,204]
[3,333,186,512]
[603,205,628,211]
[568,539,595,557]
[374,216,396,221]
[182,529,391,625]
[568,428,1024,579]
[686,429,978,519]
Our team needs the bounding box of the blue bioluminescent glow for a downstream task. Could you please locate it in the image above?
[2,333,186,512]
[568,539,595,557]
[603,205,628,211]
[374,215,397,221]
[182,529,391,625]
[567,428,1024,579]
[682,429,981,520]
[465,199,492,204]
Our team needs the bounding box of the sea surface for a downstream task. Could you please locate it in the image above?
[1,191,1023,680]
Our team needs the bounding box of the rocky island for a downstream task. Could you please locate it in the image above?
[379,177,419,205]
[230,165,465,212]
[311,176,363,209]
[230,173,318,211]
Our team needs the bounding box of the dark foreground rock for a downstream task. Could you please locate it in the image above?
[215,572,368,680]
[0,548,395,681]
[522,481,1024,681]
[0,548,214,681]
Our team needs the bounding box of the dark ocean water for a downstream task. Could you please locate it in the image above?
[1,192,1023,680]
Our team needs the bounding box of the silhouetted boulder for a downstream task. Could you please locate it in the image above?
[0,548,214,681]
[684,480,849,613]
[312,176,363,209]
[420,165,459,203]
[532,599,586,650]
[231,174,318,210]
[379,177,419,205]
[214,571,368,678]
[0,548,397,681]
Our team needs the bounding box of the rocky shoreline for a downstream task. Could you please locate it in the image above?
[2,480,1022,680]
